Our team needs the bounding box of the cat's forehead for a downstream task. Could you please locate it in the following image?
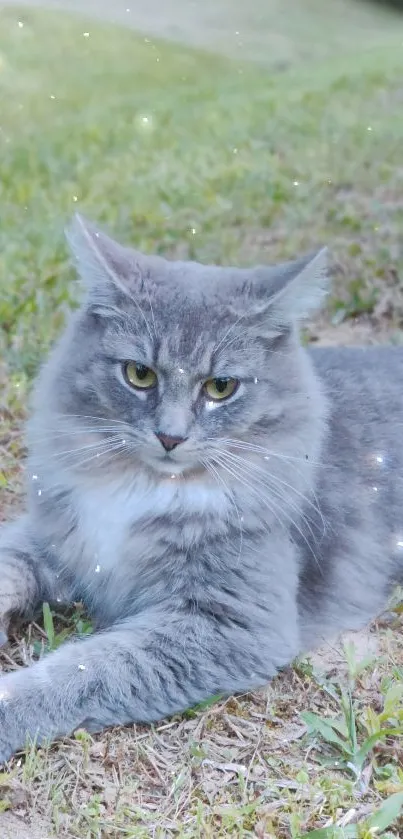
[113,261,248,361]
[103,274,257,375]
[109,295,243,371]
[145,257,247,304]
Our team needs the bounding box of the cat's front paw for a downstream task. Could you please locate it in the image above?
[0,672,34,764]
[0,621,10,648]
[0,736,14,765]
[0,688,17,764]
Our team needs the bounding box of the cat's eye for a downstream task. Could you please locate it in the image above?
[123,361,157,390]
[204,377,239,401]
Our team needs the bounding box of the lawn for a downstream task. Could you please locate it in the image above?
[1,3,403,837]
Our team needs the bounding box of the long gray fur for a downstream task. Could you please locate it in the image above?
[0,215,402,761]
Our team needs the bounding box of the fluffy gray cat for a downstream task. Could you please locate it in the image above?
[0,215,402,763]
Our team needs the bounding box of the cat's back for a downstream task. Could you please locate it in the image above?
[309,344,403,434]
[309,343,403,397]
[298,345,403,642]
[308,343,403,531]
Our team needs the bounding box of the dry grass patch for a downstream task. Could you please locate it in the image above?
[0,611,403,837]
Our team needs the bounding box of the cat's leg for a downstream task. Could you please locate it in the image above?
[0,517,54,645]
[0,599,297,762]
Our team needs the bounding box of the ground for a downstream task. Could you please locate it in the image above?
[0,2,403,836]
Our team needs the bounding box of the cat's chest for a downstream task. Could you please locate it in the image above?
[74,474,229,573]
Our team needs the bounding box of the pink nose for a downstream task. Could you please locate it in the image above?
[155,432,187,452]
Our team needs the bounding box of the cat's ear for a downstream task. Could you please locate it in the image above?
[65,214,144,309]
[252,248,329,327]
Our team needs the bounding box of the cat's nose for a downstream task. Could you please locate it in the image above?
[155,432,188,452]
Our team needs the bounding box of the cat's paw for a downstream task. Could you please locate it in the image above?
[0,738,14,765]
[0,626,9,648]
[0,689,16,764]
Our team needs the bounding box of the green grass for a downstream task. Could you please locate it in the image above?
[1,4,403,837]
[1,6,403,383]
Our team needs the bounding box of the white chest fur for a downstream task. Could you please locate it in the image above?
[75,474,230,573]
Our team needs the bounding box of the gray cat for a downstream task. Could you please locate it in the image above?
[0,215,402,763]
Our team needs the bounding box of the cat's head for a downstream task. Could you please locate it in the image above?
[33,215,328,479]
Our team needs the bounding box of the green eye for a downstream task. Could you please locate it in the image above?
[123,361,157,390]
[204,377,239,401]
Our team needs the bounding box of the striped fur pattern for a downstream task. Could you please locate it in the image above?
[0,216,402,761]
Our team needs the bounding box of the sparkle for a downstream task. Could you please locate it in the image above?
[233,148,238,154]
[397,541,403,549]
[18,21,24,28]
[78,664,86,671]
[73,195,78,202]
[171,474,177,480]
[0,689,11,700]
[264,456,270,461]
[32,474,38,481]
[254,377,258,384]
[372,486,378,492]
[50,94,55,100]
[83,32,90,38]
[37,490,42,497]
[293,180,299,186]
[56,597,61,603]
[122,439,126,444]
[376,455,384,464]
[191,227,196,235]
[137,114,154,130]
[367,126,372,131]
[178,368,184,374]
[95,564,101,573]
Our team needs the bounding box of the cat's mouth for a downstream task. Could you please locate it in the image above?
[143,453,207,481]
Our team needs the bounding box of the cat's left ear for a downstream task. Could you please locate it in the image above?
[65,214,145,305]
[252,247,329,325]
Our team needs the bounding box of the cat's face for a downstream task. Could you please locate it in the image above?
[38,216,328,479]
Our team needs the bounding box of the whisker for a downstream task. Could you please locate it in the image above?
[201,456,244,564]
[60,440,132,471]
[52,414,132,427]
[217,440,328,532]
[212,312,247,358]
[142,276,157,338]
[211,453,284,530]
[218,450,325,550]
[220,449,326,532]
[215,438,323,467]
[29,428,132,443]
[211,453,321,567]
[46,436,125,460]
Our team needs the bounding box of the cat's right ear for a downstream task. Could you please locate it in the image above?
[65,214,144,314]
